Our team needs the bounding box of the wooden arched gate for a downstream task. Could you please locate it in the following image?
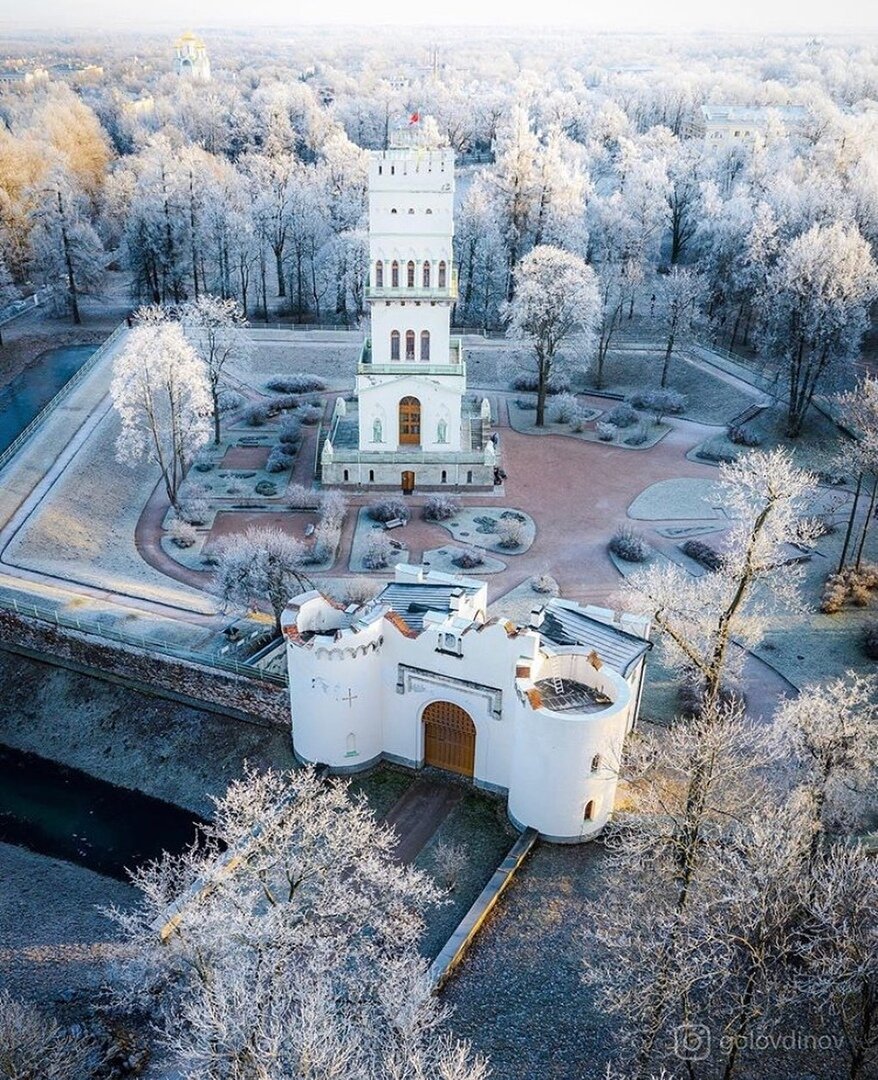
[422,701,476,778]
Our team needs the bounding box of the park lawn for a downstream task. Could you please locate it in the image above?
[580,348,754,425]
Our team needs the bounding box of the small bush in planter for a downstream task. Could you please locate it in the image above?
[862,621,878,660]
[727,424,762,447]
[243,402,270,427]
[697,439,738,464]
[368,498,408,523]
[569,408,588,433]
[624,425,649,447]
[510,373,570,394]
[607,402,639,428]
[363,531,394,570]
[497,517,525,549]
[531,573,559,595]
[255,479,278,496]
[681,538,724,571]
[266,447,295,473]
[424,494,460,521]
[299,404,322,425]
[609,527,651,562]
[516,397,537,411]
[168,518,197,548]
[265,373,326,394]
[547,392,580,423]
[627,389,686,422]
[454,546,484,569]
[596,421,617,442]
[194,461,215,473]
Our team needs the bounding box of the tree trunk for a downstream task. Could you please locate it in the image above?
[57,190,81,326]
[838,472,863,574]
[213,387,222,445]
[274,247,286,298]
[661,331,675,387]
[854,473,878,569]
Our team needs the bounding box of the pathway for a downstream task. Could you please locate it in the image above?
[382,778,463,864]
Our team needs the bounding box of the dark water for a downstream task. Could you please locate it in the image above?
[0,744,206,881]
[0,344,98,454]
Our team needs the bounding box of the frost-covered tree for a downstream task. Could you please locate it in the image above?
[623,449,819,712]
[0,989,96,1080]
[503,245,600,426]
[111,308,211,509]
[104,766,488,1080]
[214,526,310,635]
[657,266,705,386]
[756,222,878,438]
[181,295,250,444]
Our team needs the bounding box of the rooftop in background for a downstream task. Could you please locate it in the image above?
[699,104,808,123]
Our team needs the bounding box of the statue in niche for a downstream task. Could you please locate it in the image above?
[436,417,448,444]
[372,417,383,443]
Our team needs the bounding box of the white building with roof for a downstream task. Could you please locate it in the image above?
[283,566,651,843]
[686,104,808,144]
[320,134,496,493]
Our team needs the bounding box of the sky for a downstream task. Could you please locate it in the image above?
[3,0,875,33]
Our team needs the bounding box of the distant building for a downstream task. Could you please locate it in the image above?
[283,565,652,843]
[173,31,210,83]
[685,104,809,144]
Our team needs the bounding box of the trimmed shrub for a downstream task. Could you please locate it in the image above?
[368,498,408,523]
[180,495,209,526]
[862,621,878,660]
[265,373,326,394]
[682,538,724,571]
[288,484,319,509]
[454,546,484,569]
[547,392,580,423]
[268,394,300,414]
[596,421,617,442]
[255,480,278,496]
[609,527,651,562]
[363,531,394,570]
[531,573,559,595]
[727,424,762,447]
[624,425,649,447]
[319,490,348,527]
[424,494,460,521]
[820,564,878,613]
[497,517,525,549]
[169,518,197,548]
[194,461,214,472]
[217,388,244,413]
[308,519,341,564]
[607,402,639,428]
[627,389,686,421]
[516,397,537,411]
[278,417,302,445]
[243,403,269,427]
[510,373,570,394]
[299,404,323,425]
[266,447,295,473]
[697,439,738,464]
[569,408,588,433]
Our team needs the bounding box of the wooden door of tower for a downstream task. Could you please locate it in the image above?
[401,470,415,494]
[399,396,421,445]
[422,701,476,778]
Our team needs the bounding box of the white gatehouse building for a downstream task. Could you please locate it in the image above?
[283,566,651,842]
[320,139,497,493]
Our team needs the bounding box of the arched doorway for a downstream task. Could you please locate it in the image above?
[399,396,421,445]
[422,701,476,778]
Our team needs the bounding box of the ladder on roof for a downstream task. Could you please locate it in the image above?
[549,660,564,696]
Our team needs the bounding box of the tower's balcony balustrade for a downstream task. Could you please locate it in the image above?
[365,268,458,302]
[357,336,465,376]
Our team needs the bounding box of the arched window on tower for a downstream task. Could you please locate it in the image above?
[584,800,596,822]
[438,260,447,288]
[420,330,430,361]
[390,330,400,361]
[405,330,415,361]
[375,260,383,288]
[407,260,415,288]
[423,261,431,288]
[391,261,399,287]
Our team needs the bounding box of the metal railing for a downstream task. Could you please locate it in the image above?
[0,323,126,474]
[0,594,288,687]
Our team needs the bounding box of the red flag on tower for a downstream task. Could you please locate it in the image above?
[409,111,420,125]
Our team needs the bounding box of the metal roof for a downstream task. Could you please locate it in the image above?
[378,581,480,633]
[540,602,651,677]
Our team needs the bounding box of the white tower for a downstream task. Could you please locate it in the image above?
[321,135,496,491]
[174,32,211,83]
